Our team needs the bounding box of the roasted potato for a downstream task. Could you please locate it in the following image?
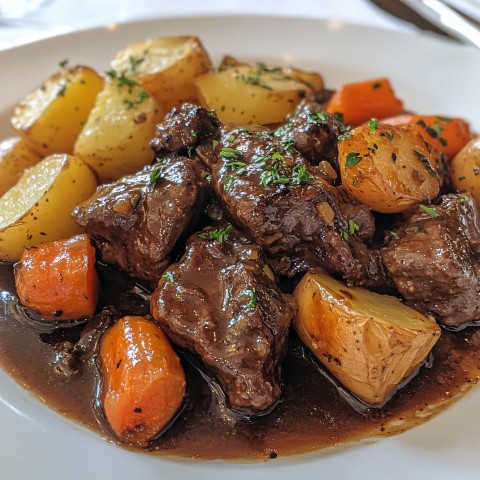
[74,78,163,182]
[0,154,97,261]
[0,137,42,196]
[111,36,212,112]
[11,66,104,156]
[338,122,443,213]
[450,136,480,207]
[294,271,441,406]
[194,63,317,125]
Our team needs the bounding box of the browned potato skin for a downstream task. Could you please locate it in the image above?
[450,136,480,208]
[339,123,442,213]
[294,271,441,406]
[0,137,42,196]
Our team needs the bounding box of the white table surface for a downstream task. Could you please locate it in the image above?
[0,0,418,51]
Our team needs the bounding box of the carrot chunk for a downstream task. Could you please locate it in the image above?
[382,114,472,160]
[99,316,186,444]
[326,77,404,126]
[14,233,99,320]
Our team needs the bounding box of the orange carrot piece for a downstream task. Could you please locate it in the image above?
[326,77,404,126]
[382,114,472,160]
[14,234,99,321]
[99,316,186,444]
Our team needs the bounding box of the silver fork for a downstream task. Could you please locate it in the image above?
[399,0,480,47]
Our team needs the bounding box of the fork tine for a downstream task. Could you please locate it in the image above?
[399,0,480,47]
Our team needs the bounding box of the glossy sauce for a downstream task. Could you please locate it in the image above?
[0,263,479,460]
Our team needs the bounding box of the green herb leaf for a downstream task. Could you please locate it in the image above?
[419,204,441,218]
[162,272,175,283]
[345,152,363,168]
[368,118,378,132]
[129,55,145,72]
[212,139,219,148]
[291,164,314,185]
[242,289,258,309]
[59,59,69,68]
[348,219,360,235]
[224,175,234,191]
[220,147,241,159]
[149,168,161,186]
[198,224,233,242]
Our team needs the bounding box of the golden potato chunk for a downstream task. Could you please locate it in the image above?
[11,66,104,156]
[0,137,42,196]
[111,36,212,112]
[74,78,163,182]
[0,154,97,261]
[450,136,480,208]
[294,271,441,406]
[194,64,317,125]
[338,122,442,213]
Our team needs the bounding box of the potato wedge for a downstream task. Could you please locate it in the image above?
[0,154,97,261]
[11,66,104,156]
[450,136,480,207]
[194,64,316,125]
[338,122,443,213]
[74,79,163,182]
[111,36,212,112]
[0,137,42,196]
[294,271,441,406]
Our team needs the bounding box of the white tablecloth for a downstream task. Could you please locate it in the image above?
[0,0,417,51]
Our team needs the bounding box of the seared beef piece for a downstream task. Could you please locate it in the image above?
[278,100,345,172]
[150,102,220,158]
[209,127,387,286]
[150,228,295,415]
[381,194,480,328]
[72,155,209,284]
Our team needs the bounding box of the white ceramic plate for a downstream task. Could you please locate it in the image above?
[1,16,479,480]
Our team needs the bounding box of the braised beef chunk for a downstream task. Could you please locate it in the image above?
[150,228,295,415]
[278,101,346,173]
[381,194,480,328]
[72,155,209,284]
[150,102,220,158]
[207,127,386,286]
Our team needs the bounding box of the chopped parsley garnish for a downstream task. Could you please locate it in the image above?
[389,231,399,239]
[198,224,233,242]
[129,55,145,72]
[419,204,441,218]
[341,230,350,241]
[280,138,298,155]
[59,59,69,68]
[372,82,381,89]
[458,194,469,205]
[162,272,175,283]
[368,118,378,132]
[348,219,360,235]
[191,130,197,137]
[308,111,330,124]
[236,74,272,90]
[212,139,219,148]
[291,164,314,184]
[123,90,149,109]
[224,175,234,191]
[338,127,353,141]
[242,289,258,309]
[273,122,293,136]
[149,168,161,186]
[187,146,194,158]
[220,147,241,159]
[345,152,363,168]
[257,62,282,74]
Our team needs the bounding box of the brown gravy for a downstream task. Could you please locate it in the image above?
[0,263,479,460]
